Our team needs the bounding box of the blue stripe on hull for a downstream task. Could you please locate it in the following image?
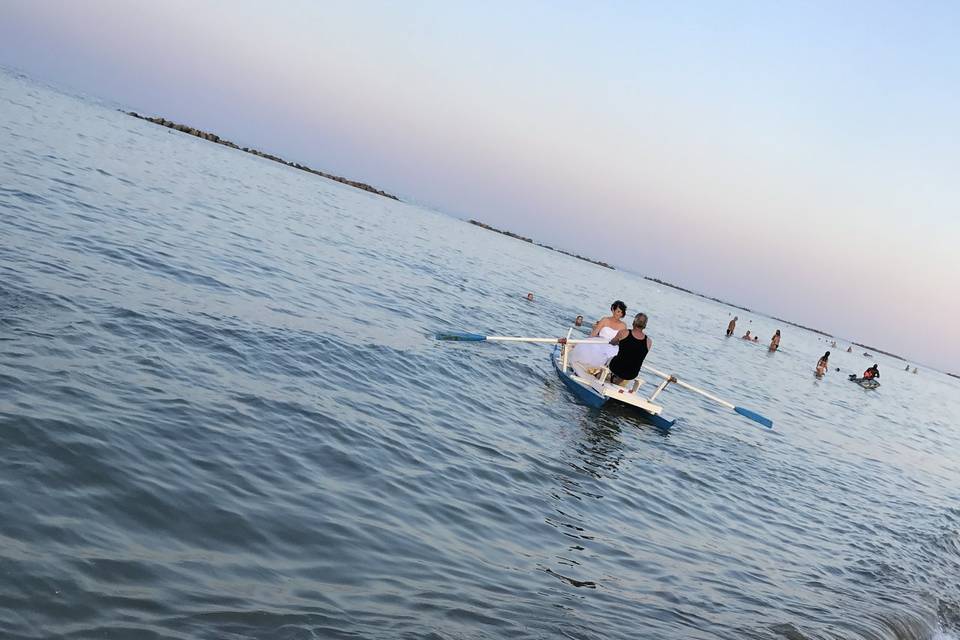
[643,412,676,430]
[554,363,608,408]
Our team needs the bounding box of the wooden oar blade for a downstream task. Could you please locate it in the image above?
[436,332,487,341]
[734,406,773,428]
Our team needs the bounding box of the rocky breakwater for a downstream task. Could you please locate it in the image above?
[467,220,615,270]
[125,112,398,201]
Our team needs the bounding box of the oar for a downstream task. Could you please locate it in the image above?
[436,332,773,428]
[644,365,774,429]
[436,332,599,345]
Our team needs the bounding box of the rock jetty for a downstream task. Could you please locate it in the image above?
[851,342,907,361]
[124,112,398,201]
[644,277,753,314]
[467,220,614,270]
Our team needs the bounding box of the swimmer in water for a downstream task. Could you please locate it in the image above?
[526,292,534,302]
[742,330,752,340]
[574,315,584,327]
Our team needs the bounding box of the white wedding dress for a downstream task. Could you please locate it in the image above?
[570,326,619,370]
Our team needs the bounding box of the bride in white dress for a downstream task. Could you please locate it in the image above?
[570,301,628,371]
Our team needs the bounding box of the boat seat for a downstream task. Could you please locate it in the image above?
[570,362,644,391]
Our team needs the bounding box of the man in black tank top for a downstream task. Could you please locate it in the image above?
[606,313,652,385]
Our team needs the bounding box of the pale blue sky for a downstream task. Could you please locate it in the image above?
[1,1,957,369]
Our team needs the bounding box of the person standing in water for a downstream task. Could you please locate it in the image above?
[816,351,830,376]
[726,316,738,337]
[769,329,781,352]
[605,313,652,388]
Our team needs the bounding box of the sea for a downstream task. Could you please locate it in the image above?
[2,68,959,640]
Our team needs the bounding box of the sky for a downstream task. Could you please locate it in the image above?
[1,1,958,370]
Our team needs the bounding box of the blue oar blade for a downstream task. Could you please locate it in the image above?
[436,332,487,342]
[734,406,773,428]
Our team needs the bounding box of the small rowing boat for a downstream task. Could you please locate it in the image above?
[436,329,773,429]
[552,344,675,429]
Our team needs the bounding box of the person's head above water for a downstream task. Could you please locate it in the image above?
[824,351,831,358]
[633,313,648,330]
[574,315,583,326]
[611,300,626,318]
[526,292,534,301]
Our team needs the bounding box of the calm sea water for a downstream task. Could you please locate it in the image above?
[2,68,959,640]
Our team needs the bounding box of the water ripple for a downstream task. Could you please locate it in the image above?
[1,67,959,640]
